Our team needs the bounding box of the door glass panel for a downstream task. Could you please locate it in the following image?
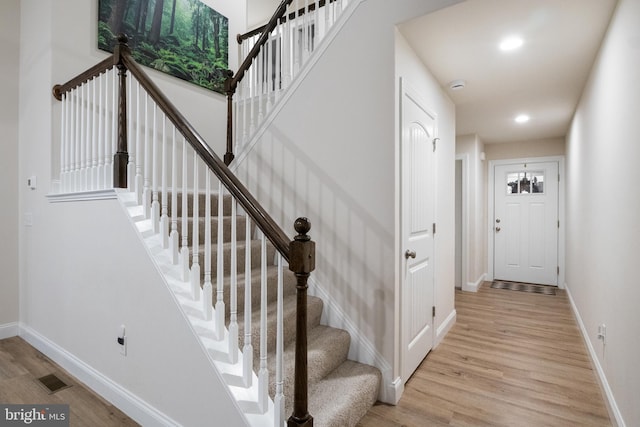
[506,171,545,194]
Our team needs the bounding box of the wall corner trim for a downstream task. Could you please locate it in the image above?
[565,284,626,427]
[463,273,485,292]
[18,325,181,427]
[0,322,19,340]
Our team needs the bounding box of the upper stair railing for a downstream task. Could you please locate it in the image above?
[52,35,314,427]
[224,0,351,164]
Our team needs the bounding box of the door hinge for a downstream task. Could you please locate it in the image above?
[433,137,439,152]
[557,266,560,275]
[558,220,560,228]
[558,173,560,182]
[433,223,436,235]
[432,306,436,318]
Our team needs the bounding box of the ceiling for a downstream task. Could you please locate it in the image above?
[398,0,618,144]
[247,0,618,144]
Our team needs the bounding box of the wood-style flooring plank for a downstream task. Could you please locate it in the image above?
[0,336,138,426]
[357,284,611,427]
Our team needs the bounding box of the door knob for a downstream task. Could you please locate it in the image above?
[496,227,501,232]
[405,250,416,259]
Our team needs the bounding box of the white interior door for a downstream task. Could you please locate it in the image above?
[400,80,435,382]
[494,161,559,285]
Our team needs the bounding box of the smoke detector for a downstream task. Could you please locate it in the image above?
[448,79,466,91]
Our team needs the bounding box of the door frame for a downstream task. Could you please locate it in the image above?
[455,154,469,289]
[487,156,566,288]
[398,77,437,383]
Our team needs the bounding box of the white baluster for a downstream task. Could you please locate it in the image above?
[86,80,93,191]
[143,93,151,218]
[96,76,103,190]
[170,126,179,264]
[104,68,118,188]
[59,93,67,192]
[92,78,99,190]
[151,103,160,233]
[161,114,169,248]
[275,22,282,102]
[80,83,87,191]
[135,81,143,204]
[258,46,264,122]
[191,157,201,301]
[74,87,81,192]
[181,137,190,281]
[243,216,253,387]
[258,233,269,413]
[282,12,293,87]
[249,57,256,136]
[203,171,213,321]
[274,254,285,427]
[215,181,226,339]
[127,75,135,191]
[229,198,239,363]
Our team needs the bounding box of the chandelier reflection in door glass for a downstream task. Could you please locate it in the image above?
[506,171,544,194]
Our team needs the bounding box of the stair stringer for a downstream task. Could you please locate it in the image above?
[231,0,366,168]
[116,190,277,427]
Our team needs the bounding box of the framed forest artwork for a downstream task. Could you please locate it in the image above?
[98,0,229,94]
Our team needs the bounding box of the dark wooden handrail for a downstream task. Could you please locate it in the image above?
[223,0,294,164]
[121,53,291,261]
[52,56,114,101]
[238,0,336,44]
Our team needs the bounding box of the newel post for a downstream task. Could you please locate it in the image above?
[288,218,315,427]
[224,70,236,166]
[113,34,130,188]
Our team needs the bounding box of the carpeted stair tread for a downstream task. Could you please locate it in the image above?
[178,215,249,246]
[212,266,297,313]
[305,360,381,427]
[161,192,234,217]
[235,294,324,354]
[262,325,351,400]
[190,239,277,276]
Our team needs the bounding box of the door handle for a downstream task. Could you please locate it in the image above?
[405,250,416,259]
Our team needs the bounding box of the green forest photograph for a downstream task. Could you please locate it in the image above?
[98,0,229,93]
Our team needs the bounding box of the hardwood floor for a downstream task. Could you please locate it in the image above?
[1,284,611,426]
[0,336,138,426]
[358,283,612,427]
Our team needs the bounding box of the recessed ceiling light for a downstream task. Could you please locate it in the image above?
[515,114,530,124]
[500,36,524,51]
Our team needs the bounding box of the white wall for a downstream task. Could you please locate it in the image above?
[456,134,486,290]
[0,0,21,336]
[484,137,565,161]
[565,0,640,425]
[17,0,249,424]
[234,0,459,401]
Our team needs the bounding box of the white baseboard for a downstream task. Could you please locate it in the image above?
[435,309,456,348]
[307,277,398,404]
[0,322,19,340]
[463,273,485,292]
[565,284,626,427]
[19,325,181,427]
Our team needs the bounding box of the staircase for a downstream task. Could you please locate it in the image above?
[51,0,383,424]
[118,189,380,426]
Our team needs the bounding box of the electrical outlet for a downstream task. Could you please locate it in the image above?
[597,324,606,344]
[117,325,127,356]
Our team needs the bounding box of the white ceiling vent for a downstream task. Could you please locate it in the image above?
[448,79,466,91]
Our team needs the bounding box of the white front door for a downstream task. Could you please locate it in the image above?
[494,161,559,285]
[400,79,435,382]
